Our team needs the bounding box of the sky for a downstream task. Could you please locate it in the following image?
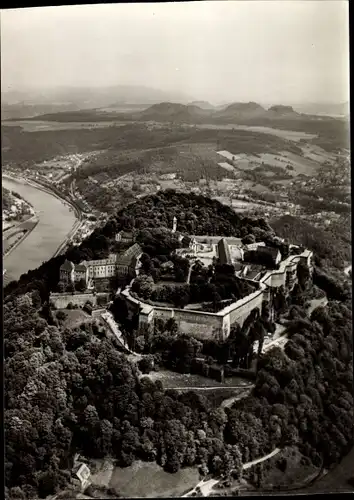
[1,1,349,104]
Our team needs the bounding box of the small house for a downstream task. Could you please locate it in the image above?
[71,462,91,491]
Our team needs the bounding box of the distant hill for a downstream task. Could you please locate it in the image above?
[292,101,349,117]
[189,100,215,110]
[1,85,195,120]
[214,101,268,121]
[268,105,298,116]
[17,99,348,142]
[133,102,213,122]
[1,103,83,121]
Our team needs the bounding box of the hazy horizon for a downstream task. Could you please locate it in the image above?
[1,2,349,105]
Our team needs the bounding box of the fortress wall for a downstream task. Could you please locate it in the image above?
[91,308,107,318]
[173,309,224,341]
[50,292,97,309]
[121,249,313,341]
[228,290,264,328]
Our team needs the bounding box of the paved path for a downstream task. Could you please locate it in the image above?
[171,384,253,391]
[243,448,281,470]
[220,387,253,409]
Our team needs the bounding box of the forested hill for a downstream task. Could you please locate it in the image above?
[4,190,353,499]
[4,191,274,301]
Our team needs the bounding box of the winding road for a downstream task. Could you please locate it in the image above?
[183,448,281,497]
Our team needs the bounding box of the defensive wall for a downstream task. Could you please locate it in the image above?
[120,282,265,341]
[119,247,313,341]
[50,292,97,309]
[260,249,313,289]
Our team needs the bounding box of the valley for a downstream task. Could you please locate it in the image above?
[2,104,350,279]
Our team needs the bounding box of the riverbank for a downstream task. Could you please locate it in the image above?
[3,173,83,258]
[3,216,39,259]
[3,176,78,282]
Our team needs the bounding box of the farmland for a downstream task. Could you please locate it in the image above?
[2,119,129,132]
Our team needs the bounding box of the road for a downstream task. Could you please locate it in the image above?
[175,384,253,392]
[183,448,281,497]
[220,387,254,409]
[344,265,352,277]
[101,311,136,355]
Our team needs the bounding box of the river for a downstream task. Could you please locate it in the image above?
[3,176,77,282]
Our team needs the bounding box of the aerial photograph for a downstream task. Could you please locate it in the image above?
[1,1,352,499]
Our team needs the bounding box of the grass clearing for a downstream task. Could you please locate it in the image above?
[245,446,320,491]
[296,446,354,494]
[146,369,251,389]
[108,460,199,498]
[56,309,92,329]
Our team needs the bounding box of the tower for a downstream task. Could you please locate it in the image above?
[172,216,177,233]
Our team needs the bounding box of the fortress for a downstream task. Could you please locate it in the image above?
[119,226,313,341]
[59,243,143,287]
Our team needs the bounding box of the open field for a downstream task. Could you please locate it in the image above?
[54,308,91,329]
[191,123,318,141]
[248,446,320,491]
[2,120,128,132]
[89,459,200,498]
[218,147,329,178]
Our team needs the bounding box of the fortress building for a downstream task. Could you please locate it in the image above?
[59,243,143,287]
[120,236,313,342]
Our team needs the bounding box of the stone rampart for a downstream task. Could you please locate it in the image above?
[120,248,313,341]
[50,292,97,309]
[121,284,265,340]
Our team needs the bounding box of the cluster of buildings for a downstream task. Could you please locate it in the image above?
[120,224,313,341]
[2,190,35,230]
[59,242,143,289]
[55,215,313,346]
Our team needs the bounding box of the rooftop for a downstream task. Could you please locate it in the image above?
[60,259,74,272]
[257,246,281,259]
[117,243,143,266]
[75,263,87,272]
[218,238,232,265]
[118,230,134,238]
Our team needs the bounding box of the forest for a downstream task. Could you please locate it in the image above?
[4,282,353,499]
[4,191,353,499]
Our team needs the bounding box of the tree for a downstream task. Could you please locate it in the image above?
[56,311,67,323]
[138,356,154,374]
[75,279,87,293]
